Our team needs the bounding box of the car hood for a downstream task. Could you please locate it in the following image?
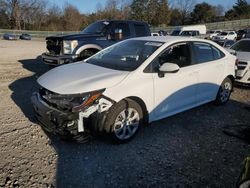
[46,33,105,41]
[37,62,129,94]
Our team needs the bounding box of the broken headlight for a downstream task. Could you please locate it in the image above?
[41,88,105,112]
[63,40,78,54]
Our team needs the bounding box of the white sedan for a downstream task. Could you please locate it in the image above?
[213,31,237,41]
[31,36,236,143]
[230,38,250,84]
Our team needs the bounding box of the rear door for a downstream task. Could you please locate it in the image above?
[191,42,226,103]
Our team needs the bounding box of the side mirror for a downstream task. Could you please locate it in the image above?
[226,48,237,55]
[114,28,123,40]
[158,63,180,77]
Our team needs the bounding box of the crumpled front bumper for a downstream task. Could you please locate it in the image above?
[31,92,79,134]
[42,53,79,66]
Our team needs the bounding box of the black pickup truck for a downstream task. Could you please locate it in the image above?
[42,20,151,65]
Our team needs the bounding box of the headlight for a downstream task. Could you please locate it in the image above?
[63,40,78,54]
[41,88,105,112]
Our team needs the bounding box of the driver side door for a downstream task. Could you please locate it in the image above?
[151,42,198,120]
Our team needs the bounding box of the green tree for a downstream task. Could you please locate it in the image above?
[130,0,171,26]
[169,8,182,26]
[153,0,171,26]
[225,0,250,20]
[191,2,218,24]
[130,0,147,21]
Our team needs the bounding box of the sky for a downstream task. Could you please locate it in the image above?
[48,0,240,14]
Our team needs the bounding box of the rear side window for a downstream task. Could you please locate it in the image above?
[193,42,225,63]
[212,46,225,59]
[115,23,131,37]
[193,43,214,63]
[134,24,147,37]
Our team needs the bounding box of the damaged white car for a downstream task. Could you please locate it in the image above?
[31,36,236,143]
[229,38,250,84]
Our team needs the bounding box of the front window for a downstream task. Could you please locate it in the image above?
[86,40,163,71]
[180,31,192,36]
[171,30,181,36]
[81,21,111,34]
[231,40,250,52]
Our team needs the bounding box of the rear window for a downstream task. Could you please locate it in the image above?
[134,24,147,37]
[115,23,131,37]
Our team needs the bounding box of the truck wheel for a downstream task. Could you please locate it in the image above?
[79,49,96,60]
[215,77,232,105]
[103,99,143,143]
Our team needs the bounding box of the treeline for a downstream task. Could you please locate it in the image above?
[0,0,250,31]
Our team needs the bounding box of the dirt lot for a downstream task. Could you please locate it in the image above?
[0,39,249,188]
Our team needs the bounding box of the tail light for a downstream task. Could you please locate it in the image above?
[235,59,239,66]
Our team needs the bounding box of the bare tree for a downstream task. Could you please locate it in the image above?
[62,3,84,31]
[8,0,21,29]
[171,0,195,24]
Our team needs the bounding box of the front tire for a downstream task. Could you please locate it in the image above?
[103,99,144,143]
[215,77,233,105]
[79,49,96,60]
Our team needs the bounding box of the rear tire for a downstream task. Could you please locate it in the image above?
[215,77,233,105]
[103,99,144,143]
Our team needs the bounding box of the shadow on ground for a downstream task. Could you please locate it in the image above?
[42,99,250,188]
[9,59,250,187]
[8,57,50,122]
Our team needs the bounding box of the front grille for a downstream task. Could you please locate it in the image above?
[46,38,62,55]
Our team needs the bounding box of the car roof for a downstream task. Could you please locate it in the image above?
[129,36,211,43]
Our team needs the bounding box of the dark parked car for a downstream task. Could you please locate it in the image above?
[214,39,235,48]
[42,20,151,66]
[3,33,18,40]
[19,33,31,40]
[244,31,250,38]
[237,29,250,40]
[158,30,168,36]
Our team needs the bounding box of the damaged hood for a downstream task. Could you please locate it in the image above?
[37,62,129,94]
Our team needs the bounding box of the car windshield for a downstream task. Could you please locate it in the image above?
[208,31,215,34]
[230,40,250,52]
[81,21,111,34]
[86,40,163,71]
[220,32,228,36]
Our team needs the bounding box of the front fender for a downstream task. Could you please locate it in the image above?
[75,44,102,55]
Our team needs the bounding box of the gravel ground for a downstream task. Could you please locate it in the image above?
[0,39,250,188]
